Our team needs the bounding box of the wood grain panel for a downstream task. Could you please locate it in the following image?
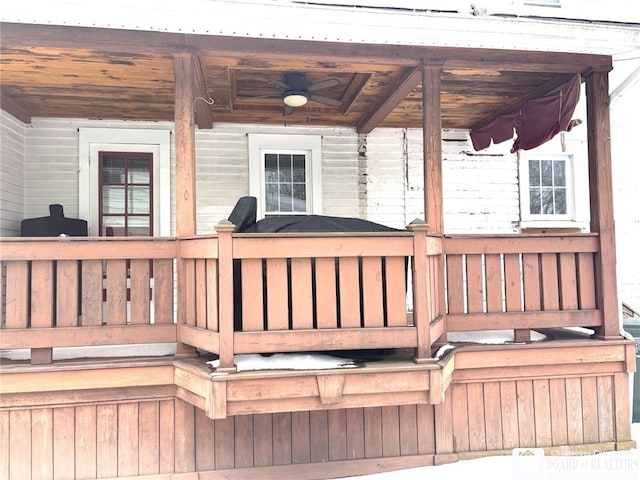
[565,378,584,445]
[532,379,552,447]
[81,259,103,326]
[466,383,486,451]
[559,253,578,310]
[451,384,470,452]
[485,254,503,313]
[338,257,361,328]
[214,417,235,470]
[253,413,273,467]
[31,408,53,480]
[483,382,503,451]
[315,257,338,329]
[153,258,175,324]
[399,405,418,456]
[596,376,614,442]
[516,380,535,447]
[159,399,175,474]
[465,254,484,314]
[118,402,139,477]
[10,410,31,480]
[385,257,408,327]
[581,376,599,444]
[445,255,464,314]
[266,258,289,331]
[291,411,311,464]
[291,258,313,329]
[139,401,161,475]
[5,261,29,328]
[30,261,54,328]
[75,405,97,479]
[242,258,265,331]
[549,378,569,446]
[346,408,365,460]
[53,407,75,479]
[310,410,329,463]
[362,257,384,327]
[106,259,127,325]
[416,404,435,455]
[130,259,151,325]
[273,412,293,465]
[364,407,383,458]
[500,381,519,449]
[96,404,118,478]
[195,259,207,329]
[206,258,219,331]
[381,406,401,458]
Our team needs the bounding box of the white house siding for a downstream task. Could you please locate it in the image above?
[17,118,176,234]
[611,66,640,312]
[0,110,25,236]
[195,124,360,233]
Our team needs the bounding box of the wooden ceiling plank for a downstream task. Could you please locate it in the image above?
[192,55,213,129]
[0,93,31,124]
[357,68,421,134]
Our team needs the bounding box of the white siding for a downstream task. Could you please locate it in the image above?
[0,110,25,236]
[22,118,176,231]
[195,124,360,233]
[612,69,640,312]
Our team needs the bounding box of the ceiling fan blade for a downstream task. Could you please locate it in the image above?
[283,105,295,116]
[309,94,342,107]
[265,76,291,89]
[307,78,341,92]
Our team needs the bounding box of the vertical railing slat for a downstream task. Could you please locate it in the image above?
[485,254,502,313]
[240,258,264,332]
[362,256,384,328]
[522,253,541,312]
[153,258,174,324]
[540,253,560,311]
[106,259,127,325]
[129,259,150,325]
[30,260,54,328]
[56,260,79,327]
[82,260,104,326]
[315,257,338,329]
[577,253,597,310]
[338,257,361,328]
[206,259,218,331]
[5,261,29,329]
[559,253,578,310]
[195,259,207,329]
[385,256,408,327]
[266,258,289,331]
[446,255,464,314]
[465,254,484,314]
[291,258,313,329]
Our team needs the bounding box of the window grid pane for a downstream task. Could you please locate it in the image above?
[264,152,307,214]
[528,158,567,216]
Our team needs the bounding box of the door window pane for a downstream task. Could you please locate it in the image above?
[99,152,153,236]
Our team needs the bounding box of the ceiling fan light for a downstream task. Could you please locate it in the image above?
[283,92,308,107]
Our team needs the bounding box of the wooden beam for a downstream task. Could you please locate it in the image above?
[0,93,31,124]
[585,70,620,340]
[357,67,420,133]
[1,22,613,74]
[192,55,214,129]
[340,73,371,115]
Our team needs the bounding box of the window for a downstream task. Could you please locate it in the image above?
[519,153,575,224]
[248,134,322,218]
[99,152,153,236]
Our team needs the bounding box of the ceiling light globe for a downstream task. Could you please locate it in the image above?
[283,93,308,107]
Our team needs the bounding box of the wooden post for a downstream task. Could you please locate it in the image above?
[216,221,236,372]
[174,52,197,356]
[421,62,448,347]
[173,52,197,237]
[585,70,620,340]
[422,62,443,234]
[409,220,431,361]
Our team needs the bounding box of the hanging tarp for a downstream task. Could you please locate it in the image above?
[470,74,581,153]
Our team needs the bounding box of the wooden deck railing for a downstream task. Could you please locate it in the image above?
[178,220,444,370]
[0,237,177,363]
[443,234,602,341]
[1,230,603,366]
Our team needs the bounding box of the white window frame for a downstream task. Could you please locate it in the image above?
[519,152,577,227]
[248,134,322,218]
[78,128,171,236]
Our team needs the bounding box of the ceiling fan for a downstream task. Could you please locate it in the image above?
[259,73,343,115]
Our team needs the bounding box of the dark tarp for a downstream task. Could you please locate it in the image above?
[470,74,581,153]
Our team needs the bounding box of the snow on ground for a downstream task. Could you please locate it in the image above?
[335,424,640,480]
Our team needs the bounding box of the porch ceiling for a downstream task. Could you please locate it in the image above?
[0,22,612,132]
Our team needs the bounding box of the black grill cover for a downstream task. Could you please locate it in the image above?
[20,204,88,237]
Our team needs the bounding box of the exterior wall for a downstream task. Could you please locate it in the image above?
[195,124,360,233]
[611,66,640,312]
[0,110,25,236]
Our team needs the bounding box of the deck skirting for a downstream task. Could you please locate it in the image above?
[0,339,635,479]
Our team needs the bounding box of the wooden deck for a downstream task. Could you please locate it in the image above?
[0,230,635,478]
